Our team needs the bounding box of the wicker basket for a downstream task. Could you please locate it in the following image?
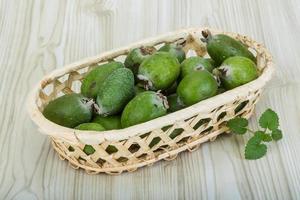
[27,27,274,175]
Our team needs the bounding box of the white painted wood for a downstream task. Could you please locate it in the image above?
[0,0,299,199]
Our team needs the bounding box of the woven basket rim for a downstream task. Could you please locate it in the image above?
[27,27,274,144]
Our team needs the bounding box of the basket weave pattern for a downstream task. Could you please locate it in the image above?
[28,28,274,174]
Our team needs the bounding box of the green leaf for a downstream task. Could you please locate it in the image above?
[255,131,272,142]
[245,135,267,160]
[227,117,248,135]
[271,129,283,141]
[259,109,279,131]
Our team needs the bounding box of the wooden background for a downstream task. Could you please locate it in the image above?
[1,0,300,199]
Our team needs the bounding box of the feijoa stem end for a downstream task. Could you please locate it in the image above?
[201,29,213,43]
[137,74,154,90]
[82,98,96,110]
[212,68,222,86]
[86,99,95,107]
[156,91,169,109]
[93,101,108,116]
[93,103,102,115]
[140,46,156,56]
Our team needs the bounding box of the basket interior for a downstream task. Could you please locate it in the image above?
[38,38,188,110]
[37,33,261,110]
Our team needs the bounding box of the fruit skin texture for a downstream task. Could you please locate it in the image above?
[92,115,122,130]
[121,91,168,128]
[124,46,156,76]
[167,93,185,113]
[137,52,180,90]
[180,56,214,78]
[96,68,135,116]
[158,43,186,63]
[217,56,258,90]
[43,93,93,128]
[75,123,106,155]
[81,61,124,98]
[177,70,218,106]
[203,32,256,65]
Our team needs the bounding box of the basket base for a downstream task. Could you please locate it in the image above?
[52,128,229,175]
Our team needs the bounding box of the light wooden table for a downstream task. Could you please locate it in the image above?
[1,0,300,199]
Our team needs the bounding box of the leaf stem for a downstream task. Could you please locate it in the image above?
[247,128,255,134]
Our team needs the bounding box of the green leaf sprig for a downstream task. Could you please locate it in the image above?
[227,109,283,160]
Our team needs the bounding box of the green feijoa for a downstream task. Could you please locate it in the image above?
[121,91,168,128]
[137,52,180,90]
[124,46,156,76]
[167,93,185,113]
[81,61,124,98]
[215,56,258,90]
[96,68,135,116]
[177,70,218,106]
[134,85,146,95]
[202,30,256,65]
[75,123,106,155]
[92,115,122,130]
[180,56,214,78]
[158,43,186,63]
[43,93,93,128]
[75,123,106,131]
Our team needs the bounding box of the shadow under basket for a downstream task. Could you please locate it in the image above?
[27,27,274,175]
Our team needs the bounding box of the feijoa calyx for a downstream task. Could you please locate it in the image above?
[121,91,168,128]
[214,56,258,89]
[96,67,135,116]
[81,61,124,98]
[124,46,156,76]
[43,93,93,128]
[137,52,180,90]
[180,56,215,78]
[202,30,256,65]
[158,43,186,63]
[177,70,218,106]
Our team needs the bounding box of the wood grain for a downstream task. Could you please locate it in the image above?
[0,0,300,199]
